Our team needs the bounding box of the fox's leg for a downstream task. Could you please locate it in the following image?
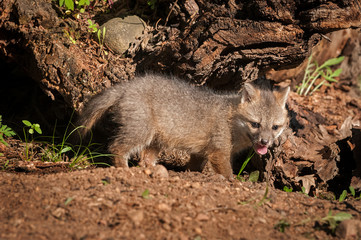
[186,154,207,172]
[139,147,160,167]
[109,123,156,168]
[207,150,233,180]
[108,141,132,168]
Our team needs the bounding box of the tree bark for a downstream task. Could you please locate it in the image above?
[1,0,360,108]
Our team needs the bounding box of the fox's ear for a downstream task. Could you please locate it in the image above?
[274,86,290,107]
[241,82,259,103]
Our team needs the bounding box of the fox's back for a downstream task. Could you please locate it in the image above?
[116,75,233,150]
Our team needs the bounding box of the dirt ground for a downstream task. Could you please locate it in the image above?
[1,165,360,240]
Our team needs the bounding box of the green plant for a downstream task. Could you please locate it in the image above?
[23,120,42,135]
[236,149,255,179]
[142,189,150,199]
[320,210,352,233]
[339,190,347,202]
[1,159,10,170]
[349,186,356,197]
[63,29,77,44]
[257,184,270,207]
[274,219,290,233]
[297,55,344,96]
[283,186,293,192]
[22,120,42,160]
[86,20,108,56]
[68,126,112,169]
[59,0,90,14]
[248,170,259,182]
[0,115,16,146]
[64,197,74,206]
[87,19,98,33]
[40,117,111,169]
[147,0,157,10]
[97,27,108,56]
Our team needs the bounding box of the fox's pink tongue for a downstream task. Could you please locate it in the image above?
[254,144,268,155]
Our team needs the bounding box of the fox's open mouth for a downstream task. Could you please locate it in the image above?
[254,143,268,155]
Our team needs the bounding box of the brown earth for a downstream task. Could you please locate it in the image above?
[1,166,361,240]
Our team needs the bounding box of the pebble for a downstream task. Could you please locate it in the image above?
[157,203,172,212]
[150,165,169,179]
[101,16,146,54]
[195,213,209,221]
[195,227,202,235]
[127,210,144,226]
[144,168,152,176]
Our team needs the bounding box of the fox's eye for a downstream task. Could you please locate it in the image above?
[272,125,279,130]
[251,122,260,129]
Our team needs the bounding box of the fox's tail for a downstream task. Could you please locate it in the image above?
[76,85,122,137]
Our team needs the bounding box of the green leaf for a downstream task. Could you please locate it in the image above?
[333,212,353,222]
[283,186,293,192]
[249,170,259,182]
[323,76,337,83]
[65,0,74,10]
[64,197,74,205]
[78,0,87,6]
[28,128,34,134]
[330,68,342,78]
[339,190,347,202]
[320,56,345,68]
[59,0,65,7]
[349,186,356,197]
[60,146,72,154]
[274,219,290,233]
[0,136,8,146]
[22,120,32,127]
[34,124,42,134]
[142,189,150,199]
[237,149,255,177]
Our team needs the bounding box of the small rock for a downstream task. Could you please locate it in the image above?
[190,182,201,188]
[101,16,146,54]
[336,219,361,239]
[127,210,144,226]
[194,227,202,235]
[195,213,209,221]
[157,203,172,212]
[215,174,226,181]
[144,168,152,176]
[52,207,66,219]
[150,165,169,179]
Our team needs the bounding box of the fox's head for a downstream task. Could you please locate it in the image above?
[238,80,290,155]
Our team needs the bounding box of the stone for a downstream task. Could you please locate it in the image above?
[150,165,169,179]
[127,210,144,226]
[101,16,146,54]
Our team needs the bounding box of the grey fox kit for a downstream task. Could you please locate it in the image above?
[78,74,289,179]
